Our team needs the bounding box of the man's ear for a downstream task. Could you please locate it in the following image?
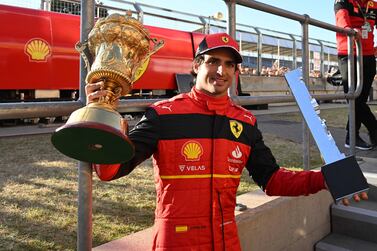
[235,64,240,73]
[192,62,200,74]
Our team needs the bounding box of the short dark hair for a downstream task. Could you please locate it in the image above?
[190,55,205,78]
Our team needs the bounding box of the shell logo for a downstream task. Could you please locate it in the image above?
[24,38,51,62]
[368,1,374,8]
[181,140,203,161]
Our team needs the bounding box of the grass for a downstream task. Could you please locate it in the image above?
[0,114,325,250]
[272,104,377,133]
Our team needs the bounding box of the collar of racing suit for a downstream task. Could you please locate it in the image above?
[189,87,232,115]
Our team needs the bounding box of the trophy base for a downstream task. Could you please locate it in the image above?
[51,121,134,164]
[52,105,135,164]
[321,156,369,203]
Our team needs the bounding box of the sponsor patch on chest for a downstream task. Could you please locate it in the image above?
[179,165,206,172]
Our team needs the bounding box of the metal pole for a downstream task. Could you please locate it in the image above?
[301,15,310,170]
[208,16,211,34]
[133,3,144,23]
[225,0,238,97]
[78,162,93,251]
[226,0,237,38]
[277,39,280,69]
[348,35,356,156]
[318,40,325,77]
[198,16,208,34]
[288,34,297,70]
[255,28,263,75]
[78,0,95,250]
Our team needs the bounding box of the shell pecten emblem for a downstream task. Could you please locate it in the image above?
[181,140,203,161]
[24,38,51,62]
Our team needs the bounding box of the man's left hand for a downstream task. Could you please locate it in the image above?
[341,191,368,206]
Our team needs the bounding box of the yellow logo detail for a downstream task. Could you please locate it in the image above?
[230,120,243,138]
[181,141,203,161]
[133,57,150,82]
[175,225,188,233]
[368,1,374,8]
[25,38,51,62]
[222,36,229,43]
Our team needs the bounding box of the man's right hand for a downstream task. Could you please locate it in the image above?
[351,28,362,40]
[85,81,107,105]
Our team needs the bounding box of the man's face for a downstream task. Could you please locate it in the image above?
[193,48,237,97]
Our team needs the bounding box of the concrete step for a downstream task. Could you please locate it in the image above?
[330,197,377,244]
[315,233,377,251]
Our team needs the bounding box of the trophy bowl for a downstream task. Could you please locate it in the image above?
[51,13,164,164]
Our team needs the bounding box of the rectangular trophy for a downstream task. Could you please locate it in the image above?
[51,13,163,164]
[284,68,369,203]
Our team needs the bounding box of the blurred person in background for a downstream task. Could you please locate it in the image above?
[335,0,377,150]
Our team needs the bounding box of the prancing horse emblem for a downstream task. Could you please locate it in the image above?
[229,120,243,138]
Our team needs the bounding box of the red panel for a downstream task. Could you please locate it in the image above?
[0,5,53,90]
[50,12,80,90]
[133,26,195,90]
[0,5,202,93]
[192,32,206,54]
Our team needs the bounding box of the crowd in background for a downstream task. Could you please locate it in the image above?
[239,60,322,78]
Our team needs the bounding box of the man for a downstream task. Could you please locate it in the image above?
[87,33,367,250]
[335,0,377,150]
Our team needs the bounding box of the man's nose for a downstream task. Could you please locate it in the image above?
[216,64,224,74]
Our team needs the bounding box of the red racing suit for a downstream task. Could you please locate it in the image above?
[335,0,377,56]
[94,87,326,251]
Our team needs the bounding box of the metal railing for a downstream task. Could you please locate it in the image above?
[39,0,338,75]
[0,0,363,250]
[225,0,363,167]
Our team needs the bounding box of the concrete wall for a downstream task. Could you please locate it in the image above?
[236,190,333,251]
[93,189,333,251]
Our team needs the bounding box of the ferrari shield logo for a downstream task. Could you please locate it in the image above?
[230,120,243,138]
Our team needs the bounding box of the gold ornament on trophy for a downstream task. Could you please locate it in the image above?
[51,13,164,164]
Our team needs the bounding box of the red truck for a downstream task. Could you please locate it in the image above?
[0,4,208,102]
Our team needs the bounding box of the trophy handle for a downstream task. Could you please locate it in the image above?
[148,38,165,58]
[75,41,93,70]
[131,39,165,83]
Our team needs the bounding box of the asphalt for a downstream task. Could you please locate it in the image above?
[1,102,376,185]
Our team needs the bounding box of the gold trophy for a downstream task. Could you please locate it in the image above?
[51,13,164,164]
